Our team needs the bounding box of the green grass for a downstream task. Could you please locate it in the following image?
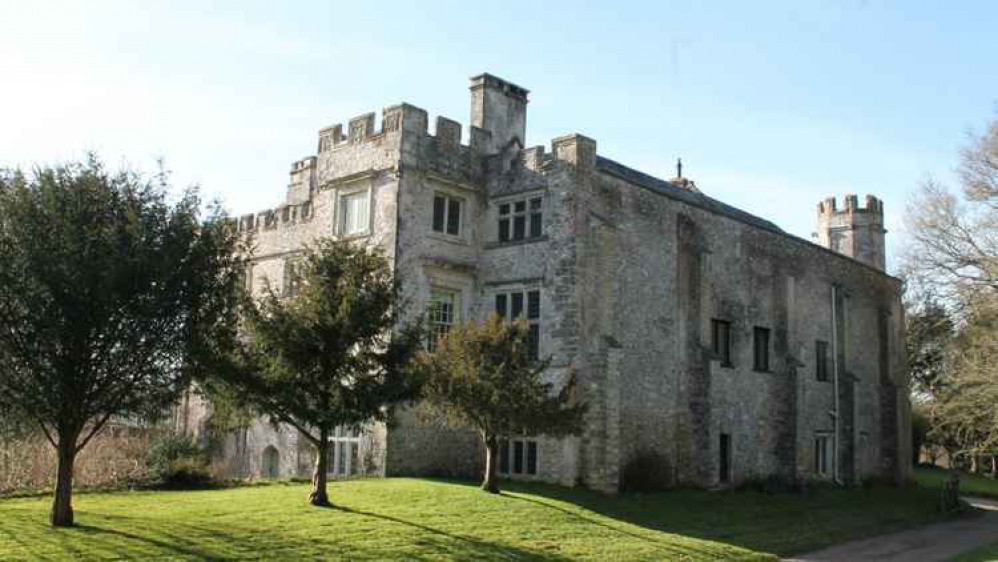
[0,478,948,561]
[914,465,998,499]
[953,541,998,562]
[955,540,998,562]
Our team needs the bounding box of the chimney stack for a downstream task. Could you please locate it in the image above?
[469,73,529,154]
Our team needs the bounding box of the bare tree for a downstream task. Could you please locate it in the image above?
[904,117,998,303]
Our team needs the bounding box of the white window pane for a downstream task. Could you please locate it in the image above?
[341,191,369,235]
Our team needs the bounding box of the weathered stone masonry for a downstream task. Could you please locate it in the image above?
[193,73,910,491]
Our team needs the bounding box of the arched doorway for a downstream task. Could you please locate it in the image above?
[262,446,280,479]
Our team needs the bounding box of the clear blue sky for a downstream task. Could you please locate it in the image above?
[2,1,996,271]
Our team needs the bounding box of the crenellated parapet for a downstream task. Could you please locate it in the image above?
[237,200,314,234]
[815,193,886,271]
[817,194,884,221]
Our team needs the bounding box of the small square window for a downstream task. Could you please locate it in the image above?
[514,201,526,213]
[499,203,510,216]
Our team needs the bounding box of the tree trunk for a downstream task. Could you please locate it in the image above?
[308,428,331,507]
[51,436,77,527]
[481,435,500,494]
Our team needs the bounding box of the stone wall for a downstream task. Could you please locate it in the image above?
[205,72,910,493]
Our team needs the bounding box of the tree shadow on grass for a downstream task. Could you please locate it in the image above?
[469,478,946,558]
[332,505,574,561]
[1,503,573,561]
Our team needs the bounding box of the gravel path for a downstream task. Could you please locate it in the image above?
[787,497,998,562]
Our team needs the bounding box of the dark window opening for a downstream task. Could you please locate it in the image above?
[511,292,524,319]
[446,198,461,235]
[497,196,544,243]
[495,289,541,361]
[816,340,829,382]
[513,215,526,240]
[527,290,541,319]
[528,324,540,361]
[432,195,446,233]
[498,218,510,242]
[711,319,732,366]
[753,327,770,372]
[432,193,462,236]
[495,294,507,319]
[499,438,538,476]
[719,433,731,484]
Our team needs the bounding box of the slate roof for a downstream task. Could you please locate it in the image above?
[596,156,784,234]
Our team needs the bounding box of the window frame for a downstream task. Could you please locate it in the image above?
[282,257,302,298]
[326,425,362,477]
[494,288,541,361]
[427,286,461,351]
[711,319,733,367]
[336,185,372,237]
[432,192,464,238]
[814,434,832,477]
[753,326,771,372]
[498,437,539,477]
[815,340,830,382]
[496,194,544,243]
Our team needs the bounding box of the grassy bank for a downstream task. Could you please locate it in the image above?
[0,478,948,560]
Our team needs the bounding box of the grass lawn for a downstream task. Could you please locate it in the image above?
[914,465,998,499]
[0,478,949,561]
[953,541,998,562]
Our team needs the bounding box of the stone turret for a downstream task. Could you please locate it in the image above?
[469,73,529,154]
[816,194,886,271]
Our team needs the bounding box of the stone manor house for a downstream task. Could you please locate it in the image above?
[193,73,911,491]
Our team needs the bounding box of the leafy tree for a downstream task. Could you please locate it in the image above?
[0,156,243,526]
[415,315,586,494]
[905,298,954,397]
[217,239,422,506]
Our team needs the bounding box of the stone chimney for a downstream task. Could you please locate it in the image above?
[469,73,529,154]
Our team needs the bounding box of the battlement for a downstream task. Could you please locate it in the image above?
[291,156,316,172]
[818,194,884,217]
[237,200,314,234]
[317,104,412,152]
[316,103,500,158]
